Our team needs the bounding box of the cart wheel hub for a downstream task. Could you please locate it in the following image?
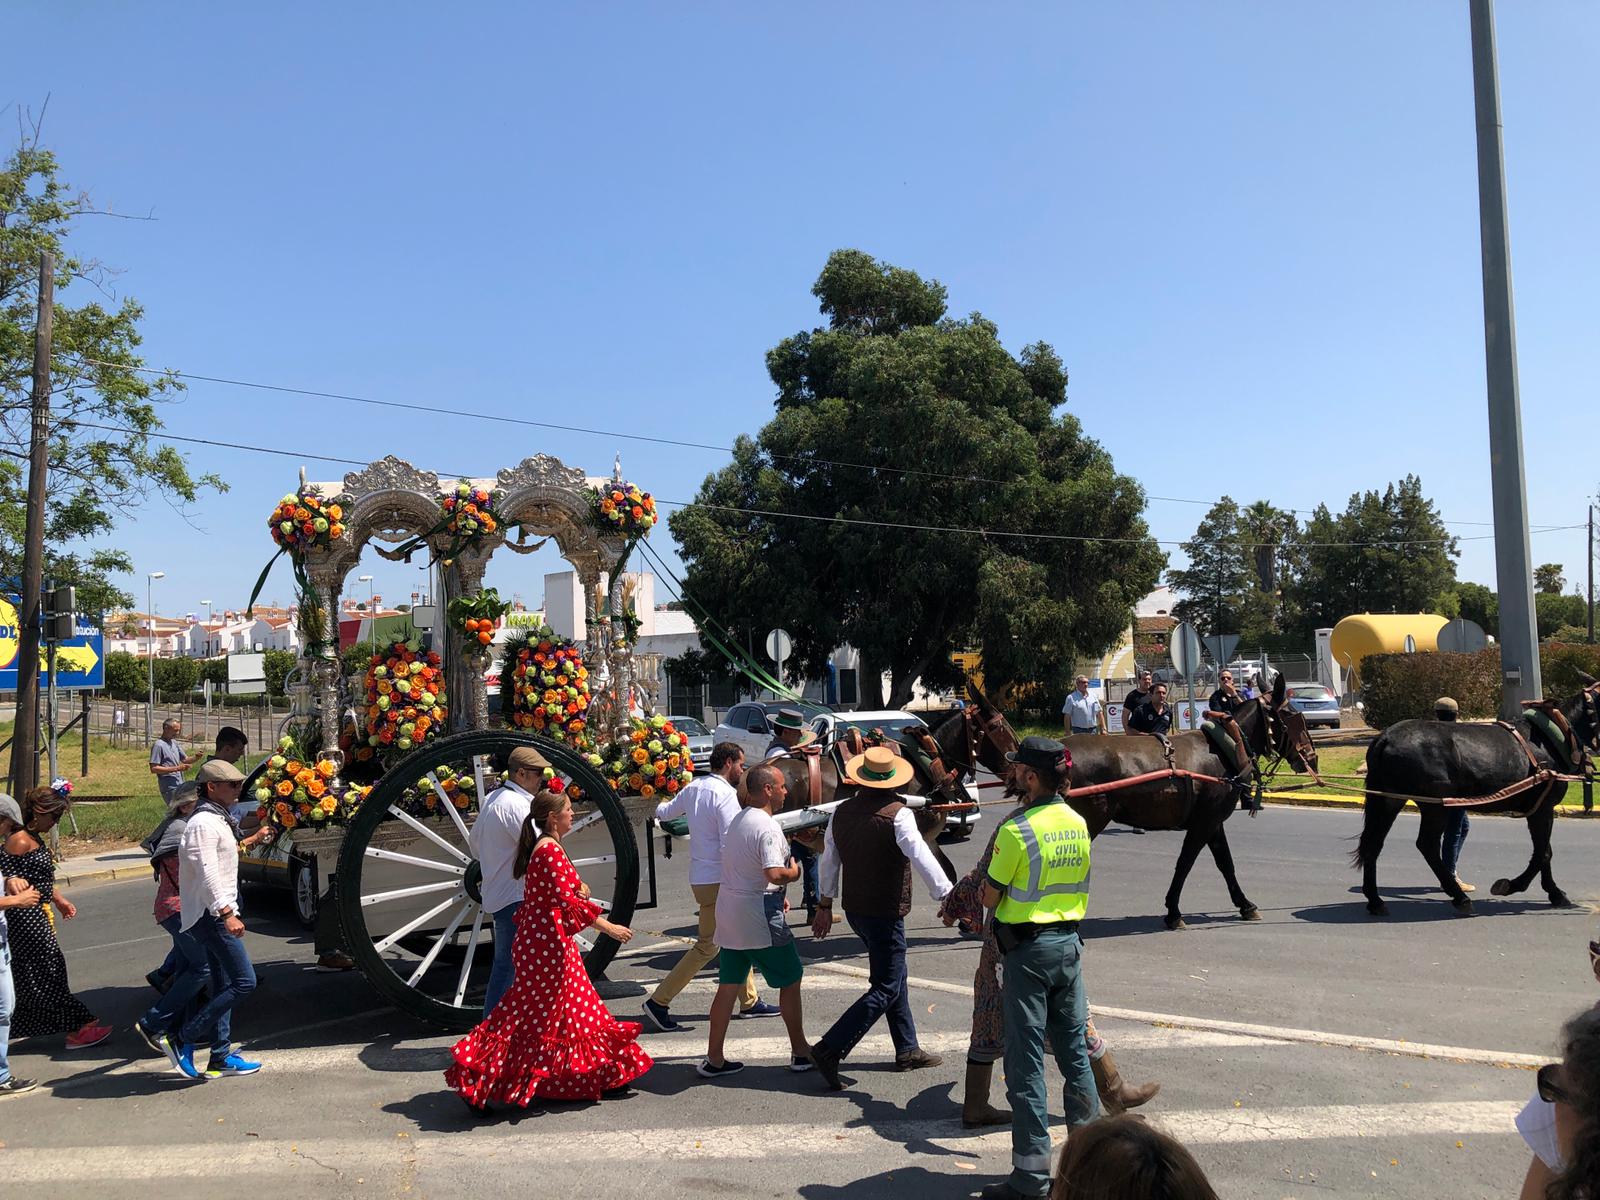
[463,859,484,906]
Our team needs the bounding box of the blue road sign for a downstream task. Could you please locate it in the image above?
[0,594,106,690]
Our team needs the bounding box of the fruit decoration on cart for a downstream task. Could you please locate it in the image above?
[253,734,372,833]
[499,622,592,749]
[588,714,694,798]
[363,641,447,761]
[446,587,510,655]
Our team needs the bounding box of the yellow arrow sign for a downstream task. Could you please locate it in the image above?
[54,643,100,676]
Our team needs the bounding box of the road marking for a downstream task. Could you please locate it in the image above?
[59,932,169,954]
[0,1100,1526,1182]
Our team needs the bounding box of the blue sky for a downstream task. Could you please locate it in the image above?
[9,2,1599,624]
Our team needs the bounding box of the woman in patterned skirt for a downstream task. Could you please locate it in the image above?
[446,786,652,1110]
[0,785,112,1049]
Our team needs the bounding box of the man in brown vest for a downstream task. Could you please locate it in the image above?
[808,745,953,1090]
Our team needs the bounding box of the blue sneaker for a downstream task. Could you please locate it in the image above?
[641,999,684,1033]
[739,1001,781,1019]
[206,1053,262,1077]
[173,1042,206,1081]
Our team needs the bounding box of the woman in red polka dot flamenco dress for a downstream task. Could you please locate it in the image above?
[446,786,652,1110]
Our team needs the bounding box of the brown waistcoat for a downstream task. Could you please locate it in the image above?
[830,793,913,919]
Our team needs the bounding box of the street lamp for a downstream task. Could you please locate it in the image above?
[200,598,214,656]
[146,571,165,740]
[358,575,375,657]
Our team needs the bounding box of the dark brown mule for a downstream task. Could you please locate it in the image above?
[1355,675,1600,917]
[1021,677,1318,930]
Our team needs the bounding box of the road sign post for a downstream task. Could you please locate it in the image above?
[1170,621,1203,731]
[764,628,792,691]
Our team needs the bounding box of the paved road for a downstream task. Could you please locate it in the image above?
[4,805,1594,1199]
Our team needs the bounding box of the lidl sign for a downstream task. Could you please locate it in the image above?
[0,594,105,690]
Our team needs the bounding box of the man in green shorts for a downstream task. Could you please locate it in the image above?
[698,763,813,1078]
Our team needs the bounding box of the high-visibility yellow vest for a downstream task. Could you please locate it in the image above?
[988,798,1091,924]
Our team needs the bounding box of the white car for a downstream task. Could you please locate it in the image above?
[808,708,984,838]
[711,701,797,763]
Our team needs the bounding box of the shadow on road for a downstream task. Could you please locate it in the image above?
[1290,897,1584,924]
[800,1165,986,1200]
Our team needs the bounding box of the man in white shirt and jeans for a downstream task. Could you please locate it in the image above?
[472,745,551,1013]
[643,742,779,1032]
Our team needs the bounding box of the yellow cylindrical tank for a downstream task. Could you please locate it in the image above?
[1328,613,1450,686]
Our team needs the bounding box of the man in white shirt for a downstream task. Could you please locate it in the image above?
[809,745,954,1090]
[160,758,266,1080]
[472,744,551,1013]
[1061,676,1105,736]
[698,764,812,1079]
[644,743,778,1032]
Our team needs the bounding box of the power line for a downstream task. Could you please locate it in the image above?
[76,357,1533,530]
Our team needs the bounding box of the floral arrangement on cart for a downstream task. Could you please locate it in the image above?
[253,734,372,834]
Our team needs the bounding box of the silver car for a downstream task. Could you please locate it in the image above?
[666,715,714,774]
[1285,683,1342,730]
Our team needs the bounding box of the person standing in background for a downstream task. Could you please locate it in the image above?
[1061,677,1105,736]
[149,718,196,807]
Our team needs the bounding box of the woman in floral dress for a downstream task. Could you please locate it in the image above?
[0,785,112,1049]
[446,787,652,1110]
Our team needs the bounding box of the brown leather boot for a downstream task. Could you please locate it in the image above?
[962,1060,1012,1127]
[1092,1048,1160,1115]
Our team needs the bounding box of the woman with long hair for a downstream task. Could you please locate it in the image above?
[445,787,652,1110]
[0,784,112,1049]
[1521,1005,1600,1200]
[1050,1115,1219,1200]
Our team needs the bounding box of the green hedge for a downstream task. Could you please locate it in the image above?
[1361,649,1502,729]
[1541,642,1600,699]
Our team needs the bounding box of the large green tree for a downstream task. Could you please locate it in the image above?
[1168,498,1257,637]
[1,130,222,615]
[670,250,1164,708]
[1291,475,1458,632]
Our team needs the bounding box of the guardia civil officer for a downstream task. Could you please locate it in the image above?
[978,735,1098,1200]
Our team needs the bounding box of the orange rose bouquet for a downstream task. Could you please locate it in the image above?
[253,734,370,833]
[590,715,693,798]
[499,622,591,749]
[363,641,448,762]
[593,481,657,537]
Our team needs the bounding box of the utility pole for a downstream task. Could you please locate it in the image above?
[8,252,53,798]
[1588,504,1594,644]
[1469,0,1542,717]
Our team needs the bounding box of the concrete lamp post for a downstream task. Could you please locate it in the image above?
[146,571,165,740]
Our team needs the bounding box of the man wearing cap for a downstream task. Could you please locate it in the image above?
[978,735,1098,1200]
[472,744,551,1014]
[153,757,271,1079]
[1433,697,1475,894]
[0,792,45,1098]
[765,709,821,920]
[807,745,953,1090]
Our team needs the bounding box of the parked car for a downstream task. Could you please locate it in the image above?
[666,714,714,773]
[711,701,797,763]
[1285,682,1341,729]
[808,708,983,838]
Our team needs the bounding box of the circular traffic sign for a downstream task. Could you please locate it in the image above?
[765,628,792,663]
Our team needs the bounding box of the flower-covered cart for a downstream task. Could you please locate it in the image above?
[243,454,675,1030]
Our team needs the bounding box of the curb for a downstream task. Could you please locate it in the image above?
[55,863,150,886]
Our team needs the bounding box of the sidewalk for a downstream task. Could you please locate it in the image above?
[54,846,152,886]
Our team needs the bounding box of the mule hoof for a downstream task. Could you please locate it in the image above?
[1240,906,1262,922]
[1164,914,1187,931]
[1366,900,1389,918]
[1490,878,1514,897]
[1550,892,1577,909]
[1451,896,1475,916]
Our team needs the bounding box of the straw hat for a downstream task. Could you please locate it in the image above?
[771,709,807,732]
[844,745,914,791]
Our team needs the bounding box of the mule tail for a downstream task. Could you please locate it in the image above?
[1349,791,1405,871]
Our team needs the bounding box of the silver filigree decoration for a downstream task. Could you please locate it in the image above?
[495,454,587,494]
[341,455,441,499]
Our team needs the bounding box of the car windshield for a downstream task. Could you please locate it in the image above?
[669,717,709,736]
[1290,687,1334,701]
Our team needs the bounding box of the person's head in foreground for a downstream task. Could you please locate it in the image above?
[1049,1115,1219,1200]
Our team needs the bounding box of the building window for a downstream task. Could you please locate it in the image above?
[837,669,858,707]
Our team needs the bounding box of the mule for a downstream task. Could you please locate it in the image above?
[1354,675,1600,917]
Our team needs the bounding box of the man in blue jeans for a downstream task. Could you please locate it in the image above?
[156,758,265,1080]
[471,745,551,1013]
[0,792,44,1098]
[808,745,953,1090]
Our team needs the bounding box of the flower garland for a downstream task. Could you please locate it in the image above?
[589,715,693,798]
[592,481,657,537]
[252,735,371,833]
[501,623,592,748]
[363,641,448,759]
[393,763,480,820]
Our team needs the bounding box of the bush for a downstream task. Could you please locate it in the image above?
[1360,649,1502,729]
[103,650,146,700]
[1541,642,1600,700]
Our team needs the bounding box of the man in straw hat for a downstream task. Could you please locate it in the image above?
[765,708,821,921]
[808,744,953,1091]
[472,744,553,1014]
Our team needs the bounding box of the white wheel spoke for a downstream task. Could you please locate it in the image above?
[373,892,463,953]
[385,805,471,865]
[568,854,616,867]
[568,810,605,836]
[454,904,486,1007]
[429,772,473,844]
[473,755,488,810]
[364,846,465,876]
[574,932,594,952]
[361,878,463,907]
[591,897,612,911]
[406,900,474,986]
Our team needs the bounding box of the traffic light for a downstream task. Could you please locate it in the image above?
[44,585,75,642]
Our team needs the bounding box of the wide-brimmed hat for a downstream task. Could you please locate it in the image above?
[508,745,552,774]
[771,709,807,733]
[844,745,914,790]
[196,758,246,785]
[167,780,199,811]
[1006,735,1073,775]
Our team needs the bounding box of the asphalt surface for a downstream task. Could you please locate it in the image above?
[4,803,1596,1199]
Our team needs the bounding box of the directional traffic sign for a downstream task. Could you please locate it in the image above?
[0,594,105,690]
